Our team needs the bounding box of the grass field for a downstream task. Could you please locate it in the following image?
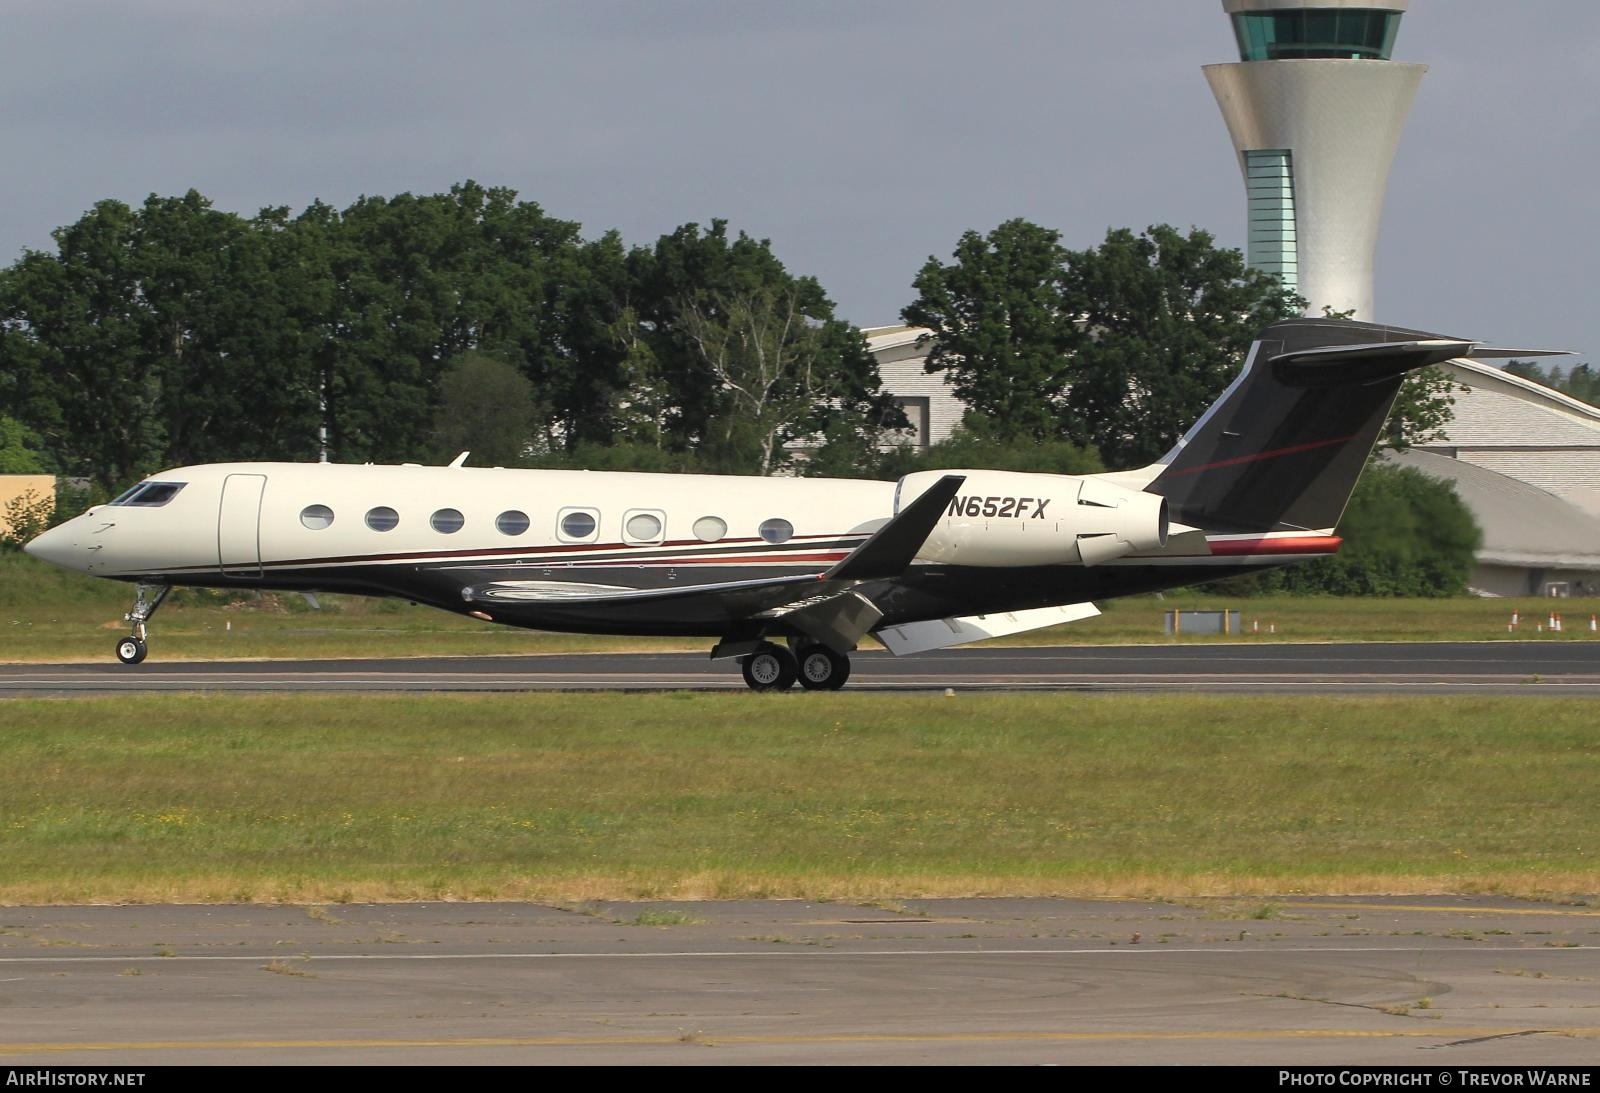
[1,553,1594,663]
[1,692,1595,905]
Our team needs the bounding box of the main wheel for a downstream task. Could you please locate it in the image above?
[797,644,851,691]
[740,642,797,692]
[115,636,148,665]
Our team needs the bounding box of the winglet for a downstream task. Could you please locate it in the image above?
[825,474,964,581]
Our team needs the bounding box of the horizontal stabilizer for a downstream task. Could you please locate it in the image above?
[874,602,1101,657]
[1270,340,1474,386]
[826,474,965,581]
[1461,347,1575,360]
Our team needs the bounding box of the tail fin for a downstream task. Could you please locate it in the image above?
[1145,318,1472,535]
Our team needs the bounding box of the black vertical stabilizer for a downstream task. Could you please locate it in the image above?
[1145,319,1474,535]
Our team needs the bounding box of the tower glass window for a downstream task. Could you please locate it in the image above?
[1244,150,1298,296]
[1232,9,1401,61]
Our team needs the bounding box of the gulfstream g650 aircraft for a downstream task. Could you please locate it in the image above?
[23,318,1502,690]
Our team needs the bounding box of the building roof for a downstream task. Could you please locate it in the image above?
[1439,358,1600,448]
[1386,449,1600,570]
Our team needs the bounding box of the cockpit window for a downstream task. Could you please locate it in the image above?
[110,482,186,507]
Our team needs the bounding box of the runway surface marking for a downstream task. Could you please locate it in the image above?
[6,1028,1599,1055]
[4,943,1598,964]
[1291,901,1600,918]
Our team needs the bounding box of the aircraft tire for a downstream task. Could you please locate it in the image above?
[115,636,148,665]
[741,642,797,692]
[797,645,850,691]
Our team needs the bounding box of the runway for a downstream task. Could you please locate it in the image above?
[2,897,1597,1065]
[3,641,1599,696]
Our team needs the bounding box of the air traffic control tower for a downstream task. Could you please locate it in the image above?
[1206,1,1425,319]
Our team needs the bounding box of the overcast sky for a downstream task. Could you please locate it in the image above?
[3,1,1596,359]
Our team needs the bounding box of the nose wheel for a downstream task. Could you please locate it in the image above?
[116,582,170,666]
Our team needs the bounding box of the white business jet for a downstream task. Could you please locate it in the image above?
[23,318,1508,690]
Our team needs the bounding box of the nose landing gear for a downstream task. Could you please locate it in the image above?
[116,583,170,665]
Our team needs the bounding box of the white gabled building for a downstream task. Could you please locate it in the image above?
[1423,360,1600,516]
[864,325,961,450]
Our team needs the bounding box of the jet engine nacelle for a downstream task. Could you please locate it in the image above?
[896,469,1169,567]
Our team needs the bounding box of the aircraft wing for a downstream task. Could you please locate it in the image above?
[461,572,823,607]
[875,602,1102,656]
[825,474,964,580]
[463,475,968,651]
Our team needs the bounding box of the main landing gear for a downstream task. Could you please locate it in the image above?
[115,583,170,665]
[738,641,851,692]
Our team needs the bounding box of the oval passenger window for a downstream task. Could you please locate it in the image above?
[560,511,597,539]
[758,518,793,545]
[693,516,727,543]
[300,505,334,530]
[431,508,465,534]
[626,513,663,541]
[496,510,530,536]
[366,506,399,532]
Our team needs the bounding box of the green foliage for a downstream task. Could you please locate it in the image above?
[429,353,540,467]
[904,222,1299,466]
[618,221,905,474]
[902,219,1077,443]
[874,428,1103,481]
[0,488,53,551]
[1220,464,1482,596]
[0,193,902,486]
[1384,366,1460,452]
[529,441,706,474]
[1504,360,1600,407]
[1056,225,1301,466]
[0,416,45,473]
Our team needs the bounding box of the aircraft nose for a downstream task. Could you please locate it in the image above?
[22,523,86,572]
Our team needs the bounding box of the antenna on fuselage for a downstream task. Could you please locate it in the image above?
[447,452,470,468]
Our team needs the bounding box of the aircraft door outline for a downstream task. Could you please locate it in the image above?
[218,473,267,578]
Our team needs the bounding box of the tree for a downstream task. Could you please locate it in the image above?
[1,188,897,481]
[302,182,587,463]
[902,222,1300,466]
[1383,365,1460,452]
[902,219,1078,442]
[1504,360,1600,407]
[1057,225,1300,467]
[0,199,169,492]
[0,416,45,474]
[429,354,540,466]
[874,428,1103,482]
[0,192,326,490]
[619,221,904,474]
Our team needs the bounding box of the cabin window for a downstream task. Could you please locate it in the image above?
[111,482,186,507]
[758,517,794,545]
[300,504,335,530]
[430,508,465,534]
[365,506,399,532]
[496,510,531,536]
[557,508,599,543]
[693,516,727,543]
[623,510,665,545]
